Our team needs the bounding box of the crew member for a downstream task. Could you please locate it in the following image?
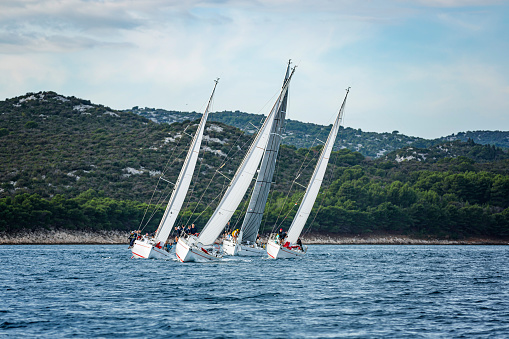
[297,238,303,251]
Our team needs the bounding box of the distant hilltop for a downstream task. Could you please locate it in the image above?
[128,107,509,158]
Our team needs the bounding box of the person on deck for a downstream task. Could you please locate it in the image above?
[297,238,303,251]
[191,224,197,235]
[232,229,239,239]
[278,228,287,243]
[165,240,172,252]
[128,231,136,248]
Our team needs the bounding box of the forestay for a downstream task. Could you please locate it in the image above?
[154,80,219,244]
[197,69,295,246]
[286,88,350,244]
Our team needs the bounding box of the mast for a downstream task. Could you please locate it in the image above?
[238,60,291,245]
[285,87,350,244]
[154,79,219,244]
[197,68,296,246]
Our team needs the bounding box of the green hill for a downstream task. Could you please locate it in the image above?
[1,92,508,239]
[130,107,509,158]
[383,139,509,164]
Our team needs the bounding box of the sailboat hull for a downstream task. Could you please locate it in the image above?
[131,239,172,259]
[266,239,306,259]
[175,236,222,262]
[223,239,265,256]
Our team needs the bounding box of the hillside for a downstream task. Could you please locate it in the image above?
[439,131,509,149]
[129,107,509,157]
[1,92,508,239]
[0,92,254,202]
[383,139,509,164]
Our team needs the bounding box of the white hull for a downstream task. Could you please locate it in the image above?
[223,239,265,256]
[175,235,222,262]
[266,239,307,259]
[131,239,172,259]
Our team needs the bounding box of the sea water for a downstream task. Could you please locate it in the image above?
[1,245,508,338]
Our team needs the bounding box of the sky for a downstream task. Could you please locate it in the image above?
[1,0,508,139]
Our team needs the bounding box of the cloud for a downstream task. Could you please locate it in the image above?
[0,0,508,138]
[408,0,504,7]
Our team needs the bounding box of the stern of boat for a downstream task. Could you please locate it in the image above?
[176,234,222,262]
[131,239,171,259]
[266,235,306,259]
[222,238,239,256]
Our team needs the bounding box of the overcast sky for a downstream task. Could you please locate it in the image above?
[1,0,508,138]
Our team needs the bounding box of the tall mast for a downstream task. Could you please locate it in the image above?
[285,87,350,244]
[154,79,219,243]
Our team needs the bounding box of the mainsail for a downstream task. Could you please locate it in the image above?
[153,79,219,244]
[285,87,350,244]
[238,61,291,245]
[197,69,296,246]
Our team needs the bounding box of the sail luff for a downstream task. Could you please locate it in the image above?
[285,88,350,244]
[197,69,295,246]
[154,79,219,243]
[238,61,291,245]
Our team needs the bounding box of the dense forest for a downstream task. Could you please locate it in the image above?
[1,92,508,239]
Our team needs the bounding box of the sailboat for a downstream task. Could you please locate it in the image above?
[130,79,219,259]
[175,66,296,262]
[266,87,350,259]
[223,61,291,256]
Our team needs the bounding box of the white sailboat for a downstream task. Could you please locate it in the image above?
[267,87,350,259]
[176,67,296,262]
[223,61,291,257]
[130,79,219,259]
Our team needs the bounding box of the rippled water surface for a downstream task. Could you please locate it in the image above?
[1,245,509,338]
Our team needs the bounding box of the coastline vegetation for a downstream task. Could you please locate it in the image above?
[1,91,508,241]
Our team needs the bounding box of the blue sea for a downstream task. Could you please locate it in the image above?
[1,245,508,338]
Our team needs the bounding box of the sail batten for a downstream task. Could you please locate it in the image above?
[153,80,219,244]
[197,69,295,246]
[285,88,350,244]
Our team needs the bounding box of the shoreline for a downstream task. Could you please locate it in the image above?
[1,230,507,245]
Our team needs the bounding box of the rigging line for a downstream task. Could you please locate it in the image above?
[175,154,205,228]
[303,102,348,238]
[141,179,174,231]
[143,183,176,232]
[137,125,187,229]
[178,122,254,228]
[255,91,278,115]
[231,178,257,231]
[275,201,299,230]
[159,120,196,175]
[178,119,258,227]
[183,167,221,227]
[270,114,335,234]
[138,176,163,230]
[303,140,342,238]
[189,178,228,227]
[220,122,258,165]
[271,139,319,233]
[139,175,173,231]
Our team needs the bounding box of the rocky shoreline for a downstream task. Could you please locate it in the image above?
[1,230,507,245]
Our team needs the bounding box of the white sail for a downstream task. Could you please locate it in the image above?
[154,79,219,244]
[197,69,295,246]
[238,61,291,245]
[285,88,350,244]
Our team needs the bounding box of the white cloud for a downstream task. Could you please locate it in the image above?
[0,0,508,139]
